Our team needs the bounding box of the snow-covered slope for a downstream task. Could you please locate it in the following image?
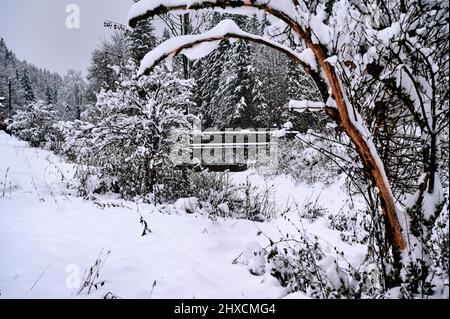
[0,132,364,298]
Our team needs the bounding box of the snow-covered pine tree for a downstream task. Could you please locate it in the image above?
[86,32,130,102]
[252,75,271,127]
[129,18,157,63]
[20,67,35,102]
[213,35,256,128]
[247,14,260,35]
[45,85,57,105]
[285,58,317,102]
[161,28,171,42]
[259,13,270,36]
[191,13,232,127]
[58,70,86,120]
[248,15,273,128]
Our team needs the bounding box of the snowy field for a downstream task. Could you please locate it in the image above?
[0,131,365,299]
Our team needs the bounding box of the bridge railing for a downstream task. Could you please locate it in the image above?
[170,129,280,172]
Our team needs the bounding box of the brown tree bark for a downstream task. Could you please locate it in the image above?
[301,37,406,250]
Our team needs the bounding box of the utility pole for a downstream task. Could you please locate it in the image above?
[182,13,191,80]
[8,79,12,118]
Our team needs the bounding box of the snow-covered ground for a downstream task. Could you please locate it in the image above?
[0,132,364,299]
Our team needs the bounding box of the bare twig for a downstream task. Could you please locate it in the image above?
[30,265,51,291]
[148,280,157,298]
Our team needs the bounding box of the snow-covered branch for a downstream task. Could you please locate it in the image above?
[137,19,320,84]
[128,0,298,29]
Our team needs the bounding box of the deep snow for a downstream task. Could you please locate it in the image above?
[0,132,364,298]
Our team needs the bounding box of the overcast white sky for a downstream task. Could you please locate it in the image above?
[0,0,136,76]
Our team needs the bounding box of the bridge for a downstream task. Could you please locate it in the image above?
[172,129,282,172]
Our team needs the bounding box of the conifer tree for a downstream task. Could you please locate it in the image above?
[213,37,255,128]
[20,67,35,102]
[129,19,157,63]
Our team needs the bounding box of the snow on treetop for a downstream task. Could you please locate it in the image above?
[137,19,318,76]
[128,0,190,23]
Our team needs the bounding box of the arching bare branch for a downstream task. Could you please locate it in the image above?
[128,0,407,251]
[137,19,328,100]
[128,0,298,29]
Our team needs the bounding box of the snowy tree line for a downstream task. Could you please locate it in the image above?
[82,13,322,130]
[190,13,321,129]
[3,13,314,199]
[0,39,86,121]
[1,11,322,135]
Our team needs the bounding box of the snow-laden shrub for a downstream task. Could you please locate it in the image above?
[274,132,345,185]
[400,196,449,298]
[60,64,197,198]
[425,199,449,298]
[327,208,372,245]
[298,194,328,222]
[267,230,384,299]
[266,196,396,299]
[157,170,276,221]
[9,100,61,148]
[69,166,118,197]
[56,119,95,162]
[325,193,449,299]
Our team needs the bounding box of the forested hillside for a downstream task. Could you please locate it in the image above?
[0,38,62,114]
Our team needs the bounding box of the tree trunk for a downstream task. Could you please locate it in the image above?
[298,33,407,251]
[428,134,437,194]
[182,13,191,80]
